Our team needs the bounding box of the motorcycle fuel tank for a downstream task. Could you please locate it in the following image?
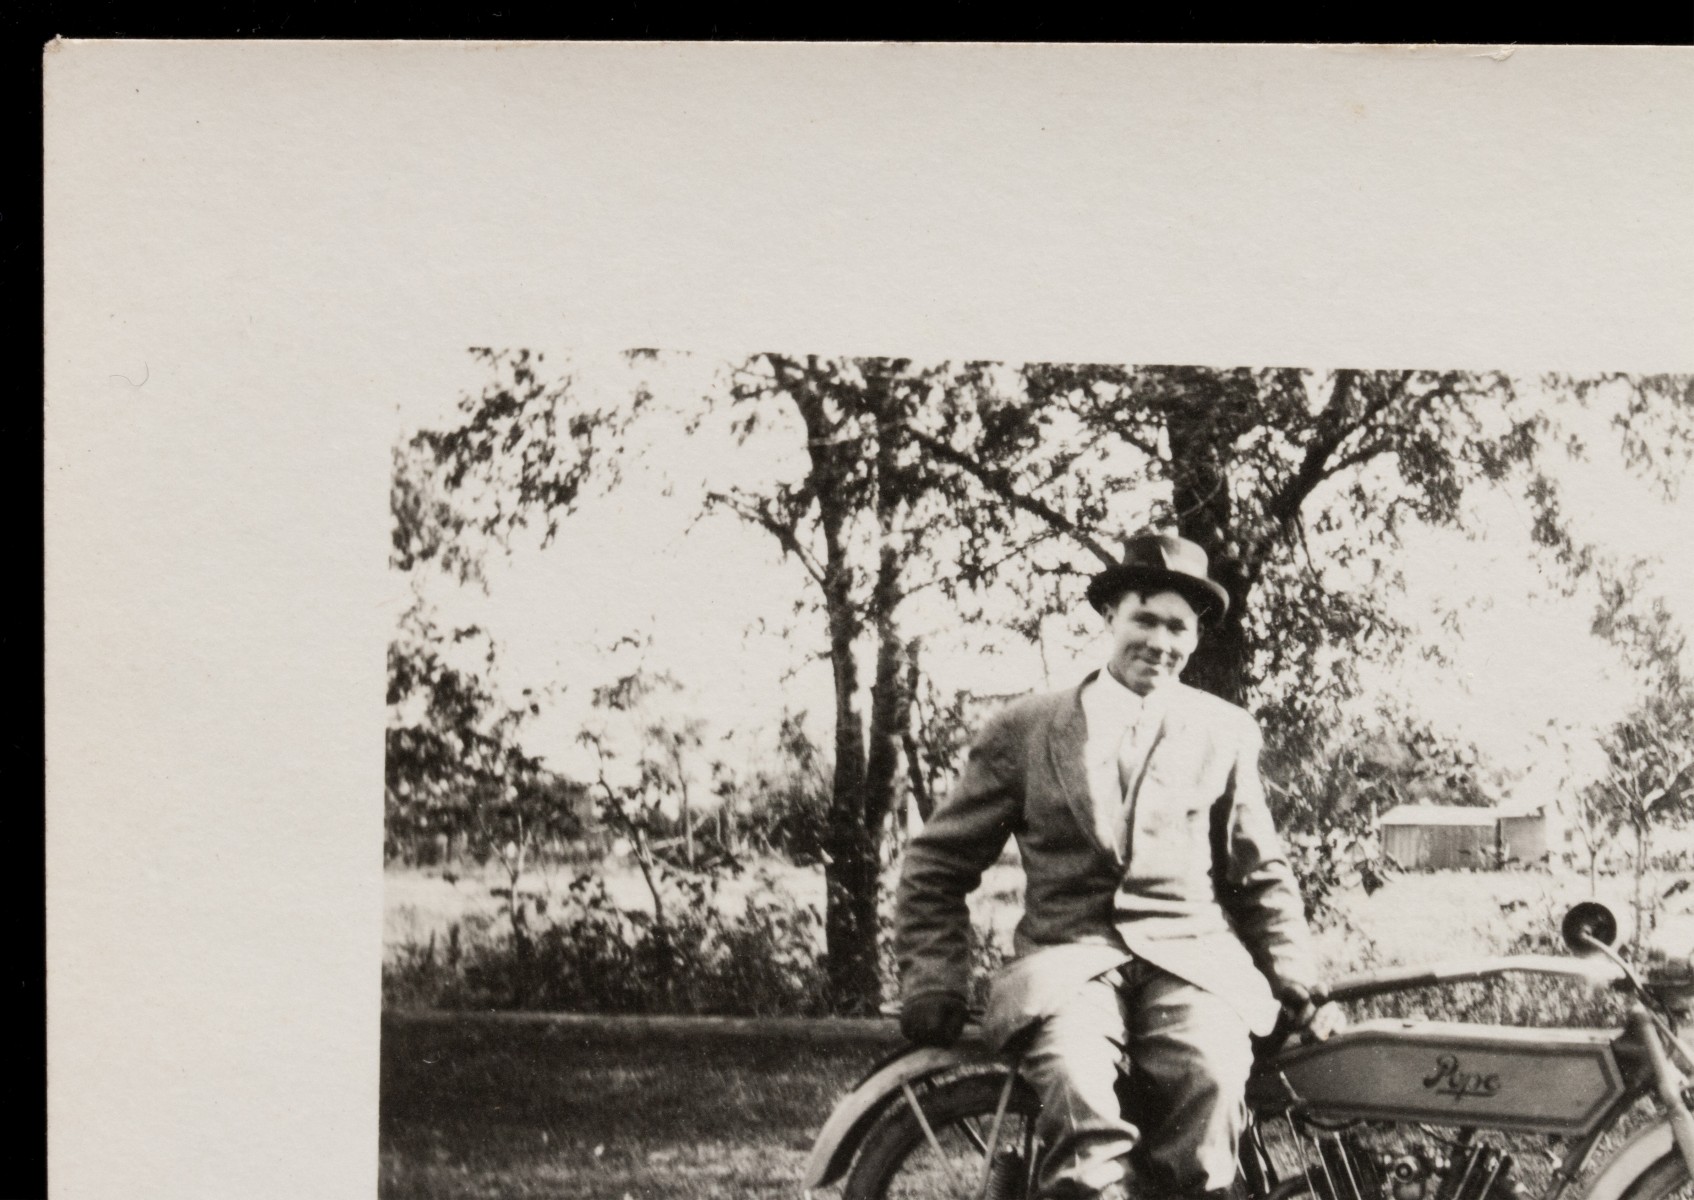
[1264,1020,1627,1135]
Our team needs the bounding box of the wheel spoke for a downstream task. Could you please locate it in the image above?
[955,1116,989,1156]
[899,1082,978,1195]
[848,1075,1041,1200]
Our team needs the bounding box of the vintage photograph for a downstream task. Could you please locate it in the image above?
[381,352,1694,1198]
[44,39,1694,1200]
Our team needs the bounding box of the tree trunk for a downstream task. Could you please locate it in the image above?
[777,358,885,1014]
[1631,815,1651,961]
[784,355,920,1015]
[814,465,882,1012]
[901,638,934,824]
[1164,394,1252,705]
[681,781,694,867]
[821,591,879,1012]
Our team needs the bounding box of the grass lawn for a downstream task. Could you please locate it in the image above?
[380,1014,892,1199]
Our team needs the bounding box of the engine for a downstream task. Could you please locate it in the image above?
[1293,1128,1522,1200]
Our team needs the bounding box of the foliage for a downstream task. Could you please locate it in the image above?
[900,662,984,824]
[1344,892,1629,1029]
[413,347,632,550]
[386,388,590,872]
[396,347,1694,1019]
[586,665,716,869]
[384,870,832,1017]
[1262,704,1494,837]
[387,852,1011,1020]
[718,712,834,864]
[385,605,586,868]
[910,366,1544,708]
[1257,705,1507,921]
[1283,826,1391,930]
[1577,690,1694,959]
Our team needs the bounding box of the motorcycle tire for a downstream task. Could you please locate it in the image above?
[1618,1149,1694,1200]
[842,1071,1043,1200]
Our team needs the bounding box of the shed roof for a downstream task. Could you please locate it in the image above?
[1377,804,1499,827]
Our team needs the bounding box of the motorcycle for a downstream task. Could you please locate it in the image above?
[801,902,1694,1200]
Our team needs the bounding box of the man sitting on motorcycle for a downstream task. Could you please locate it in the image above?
[894,532,1339,1200]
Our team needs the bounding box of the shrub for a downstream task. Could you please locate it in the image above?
[1285,826,1390,930]
[386,866,1018,1018]
[382,869,835,1017]
[382,913,497,1009]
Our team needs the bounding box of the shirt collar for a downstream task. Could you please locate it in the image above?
[1088,663,1175,721]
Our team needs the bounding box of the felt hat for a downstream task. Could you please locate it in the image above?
[1084,532,1230,624]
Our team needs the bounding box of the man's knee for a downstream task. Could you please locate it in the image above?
[1134,978,1253,1084]
[1024,975,1130,1071]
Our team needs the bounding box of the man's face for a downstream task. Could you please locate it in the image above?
[1104,589,1201,695]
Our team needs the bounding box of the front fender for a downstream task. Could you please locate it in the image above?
[801,1042,998,1191]
[1583,1119,1676,1200]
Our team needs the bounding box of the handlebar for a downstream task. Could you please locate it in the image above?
[1319,953,1626,1005]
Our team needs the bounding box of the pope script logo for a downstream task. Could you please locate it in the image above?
[1422,1054,1503,1103]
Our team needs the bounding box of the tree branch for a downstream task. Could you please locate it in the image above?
[898,422,1117,565]
[705,489,828,590]
[1324,435,1396,477]
[1263,370,1403,536]
[902,529,1066,600]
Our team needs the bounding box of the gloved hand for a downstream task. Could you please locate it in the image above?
[900,992,968,1048]
[1278,983,1345,1043]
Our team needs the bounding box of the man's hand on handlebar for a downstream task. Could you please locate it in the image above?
[901,992,968,1048]
[1279,983,1345,1043]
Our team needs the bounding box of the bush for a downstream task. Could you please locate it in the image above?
[385,865,1016,1018]
[1285,826,1390,930]
[725,778,831,866]
[383,870,835,1017]
[382,913,496,1010]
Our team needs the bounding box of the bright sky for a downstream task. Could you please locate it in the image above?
[399,351,1693,805]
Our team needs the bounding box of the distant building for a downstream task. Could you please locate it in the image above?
[1496,803,1553,866]
[1376,804,1552,871]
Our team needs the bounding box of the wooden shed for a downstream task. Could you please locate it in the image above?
[1378,804,1500,870]
[1497,808,1551,866]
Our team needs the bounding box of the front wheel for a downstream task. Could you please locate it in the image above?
[842,1071,1043,1200]
[1619,1151,1694,1200]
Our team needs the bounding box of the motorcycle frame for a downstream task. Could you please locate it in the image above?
[802,951,1694,1199]
[1247,1009,1659,1200]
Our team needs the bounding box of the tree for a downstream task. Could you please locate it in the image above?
[385,607,571,864]
[723,711,832,864]
[387,433,581,871]
[1536,719,1611,890]
[702,354,981,1011]
[587,665,711,869]
[900,655,980,826]
[1581,691,1694,958]
[906,367,1546,713]
[387,354,610,1000]
[406,349,1691,1009]
[1563,445,1694,931]
[385,579,587,1007]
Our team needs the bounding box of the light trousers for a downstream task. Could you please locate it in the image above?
[1019,961,1254,1200]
